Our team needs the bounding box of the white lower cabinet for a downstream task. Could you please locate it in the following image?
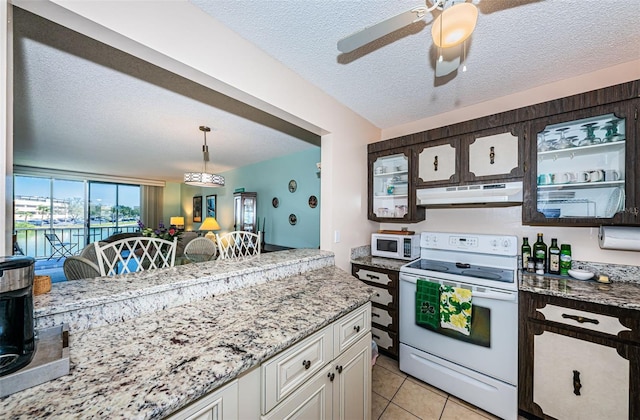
[168,302,372,420]
[168,380,239,420]
[263,333,372,420]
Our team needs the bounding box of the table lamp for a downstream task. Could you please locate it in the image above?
[199,217,220,241]
[170,216,185,230]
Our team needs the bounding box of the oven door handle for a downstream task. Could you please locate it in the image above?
[472,290,517,302]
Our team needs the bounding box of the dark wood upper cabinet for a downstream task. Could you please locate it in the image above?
[367,80,639,225]
[522,99,639,226]
[368,143,425,223]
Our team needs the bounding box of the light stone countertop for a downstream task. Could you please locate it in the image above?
[350,252,640,311]
[35,249,336,333]
[519,271,640,311]
[351,255,408,271]
[3,262,373,419]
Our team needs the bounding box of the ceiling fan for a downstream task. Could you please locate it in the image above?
[337,0,478,54]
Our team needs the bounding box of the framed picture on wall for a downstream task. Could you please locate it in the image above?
[206,194,217,218]
[193,195,203,223]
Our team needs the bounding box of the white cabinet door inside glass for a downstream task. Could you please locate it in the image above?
[373,154,409,219]
[536,113,626,219]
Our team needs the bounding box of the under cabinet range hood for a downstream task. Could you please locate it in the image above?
[417,181,523,207]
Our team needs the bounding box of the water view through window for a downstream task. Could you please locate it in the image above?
[13,175,140,259]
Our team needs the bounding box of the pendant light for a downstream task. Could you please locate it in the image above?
[184,126,225,187]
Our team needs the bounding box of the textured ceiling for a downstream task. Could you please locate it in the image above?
[198,0,640,129]
[12,1,640,183]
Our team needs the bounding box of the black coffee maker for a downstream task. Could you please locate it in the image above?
[0,256,36,376]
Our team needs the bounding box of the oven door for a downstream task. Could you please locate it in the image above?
[399,272,518,385]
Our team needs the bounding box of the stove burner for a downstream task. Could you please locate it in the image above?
[460,270,503,280]
[421,263,449,272]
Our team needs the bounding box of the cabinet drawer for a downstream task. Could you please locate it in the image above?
[371,326,396,353]
[262,325,333,414]
[334,302,371,356]
[370,286,393,307]
[353,267,393,287]
[536,304,631,336]
[371,306,394,331]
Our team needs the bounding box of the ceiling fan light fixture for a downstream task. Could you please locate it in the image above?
[431,2,478,48]
[184,126,225,187]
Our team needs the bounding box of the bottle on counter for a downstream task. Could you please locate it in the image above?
[521,237,531,271]
[560,244,572,276]
[533,233,547,273]
[548,238,560,275]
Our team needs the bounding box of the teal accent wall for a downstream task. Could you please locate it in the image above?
[170,147,320,249]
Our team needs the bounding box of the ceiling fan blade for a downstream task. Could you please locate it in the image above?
[337,6,430,53]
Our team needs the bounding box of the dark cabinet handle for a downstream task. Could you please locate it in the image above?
[562,314,599,325]
[327,372,335,382]
[302,360,311,369]
[366,273,380,280]
[353,325,361,333]
[372,313,380,318]
[434,155,438,171]
[489,146,495,164]
[573,370,582,396]
[336,365,343,374]
[372,334,380,340]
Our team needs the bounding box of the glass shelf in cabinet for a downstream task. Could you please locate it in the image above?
[373,170,408,177]
[537,180,624,190]
[537,140,625,158]
[374,194,408,198]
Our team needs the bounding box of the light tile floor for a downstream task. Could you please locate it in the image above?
[372,354,527,420]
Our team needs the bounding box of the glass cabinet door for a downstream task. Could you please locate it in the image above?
[372,153,409,219]
[535,112,627,221]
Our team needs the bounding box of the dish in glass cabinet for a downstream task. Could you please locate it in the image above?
[604,187,624,218]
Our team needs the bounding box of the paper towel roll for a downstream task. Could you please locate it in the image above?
[599,226,640,251]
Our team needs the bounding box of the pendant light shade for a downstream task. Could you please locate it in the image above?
[431,3,478,48]
[184,126,225,187]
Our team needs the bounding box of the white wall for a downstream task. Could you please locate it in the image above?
[381,63,640,266]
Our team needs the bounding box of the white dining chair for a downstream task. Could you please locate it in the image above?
[215,231,261,259]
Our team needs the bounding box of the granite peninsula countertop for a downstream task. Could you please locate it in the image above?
[3,264,373,419]
[35,249,336,333]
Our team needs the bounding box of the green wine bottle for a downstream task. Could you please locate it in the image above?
[533,233,547,273]
[548,238,560,275]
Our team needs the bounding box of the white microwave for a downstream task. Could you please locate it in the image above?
[371,233,420,260]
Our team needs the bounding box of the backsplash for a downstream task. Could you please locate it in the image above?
[350,245,370,260]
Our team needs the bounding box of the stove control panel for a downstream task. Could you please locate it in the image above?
[420,232,517,256]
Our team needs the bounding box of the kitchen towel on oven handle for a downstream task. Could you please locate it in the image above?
[439,285,472,336]
[415,279,440,329]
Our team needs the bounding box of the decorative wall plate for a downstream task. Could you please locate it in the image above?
[272,197,279,208]
[288,179,297,193]
[308,195,318,208]
[289,214,297,225]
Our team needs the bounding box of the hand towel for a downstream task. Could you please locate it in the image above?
[439,285,472,336]
[415,279,440,329]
